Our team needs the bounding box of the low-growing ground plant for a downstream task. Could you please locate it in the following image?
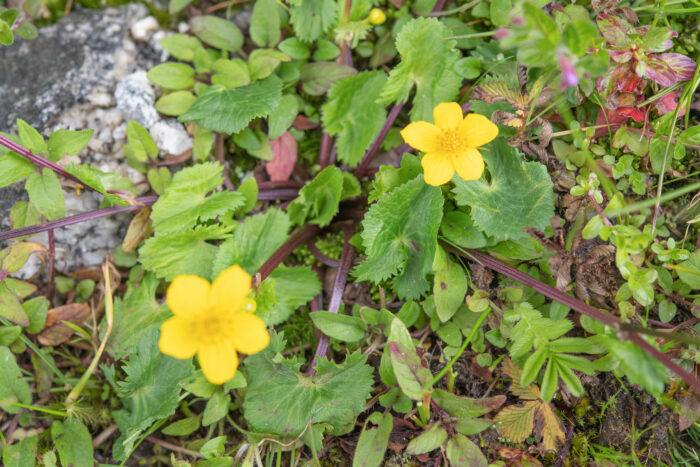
[1,0,700,465]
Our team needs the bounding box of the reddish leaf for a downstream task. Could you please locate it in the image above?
[609,50,632,64]
[37,303,90,346]
[639,26,677,53]
[597,13,632,48]
[659,53,697,82]
[641,55,677,87]
[653,92,684,116]
[617,107,645,122]
[292,115,320,130]
[679,395,700,431]
[265,132,298,182]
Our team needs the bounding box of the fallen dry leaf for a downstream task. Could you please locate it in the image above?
[266,132,298,181]
[37,303,91,346]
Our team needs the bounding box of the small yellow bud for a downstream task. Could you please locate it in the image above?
[368,8,386,25]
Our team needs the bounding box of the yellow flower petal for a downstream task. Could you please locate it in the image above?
[400,121,442,153]
[452,148,485,181]
[198,339,239,385]
[422,151,455,186]
[159,317,198,359]
[458,114,499,148]
[433,102,463,130]
[166,275,211,319]
[231,312,270,355]
[210,265,251,314]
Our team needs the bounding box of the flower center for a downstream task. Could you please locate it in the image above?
[191,310,233,342]
[440,129,466,152]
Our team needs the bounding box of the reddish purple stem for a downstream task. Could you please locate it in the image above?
[355,102,405,178]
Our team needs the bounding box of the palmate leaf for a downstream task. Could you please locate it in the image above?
[453,138,555,241]
[354,175,443,300]
[322,71,387,167]
[288,166,344,227]
[380,18,462,122]
[180,76,282,134]
[289,0,338,42]
[255,265,321,325]
[212,209,291,277]
[244,334,373,437]
[150,162,244,233]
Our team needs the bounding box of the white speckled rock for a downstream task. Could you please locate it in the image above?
[149,119,193,155]
[114,70,159,128]
[131,16,159,42]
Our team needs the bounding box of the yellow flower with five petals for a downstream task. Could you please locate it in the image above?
[400,102,499,186]
[158,265,270,385]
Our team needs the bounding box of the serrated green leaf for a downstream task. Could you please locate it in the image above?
[250,0,282,47]
[47,129,93,162]
[322,71,387,167]
[139,225,231,281]
[0,346,31,413]
[25,168,65,220]
[453,138,555,241]
[380,18,461,121]
[256,265,321,325]
[150,162,244,233]
[354,176,443,300]
[147,63,195,90]
[191,15,243,52]
[599,335,667,396]
[287,165,344,226]
[180,76,282,134]
[51,419,93,467]
[244,339,373,437]
[212,209,291,277]
[677,251,700,289]
[155,91,197,116]
[289,0,338,42]
[310,311,367,342]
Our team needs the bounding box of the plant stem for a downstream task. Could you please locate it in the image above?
[47,229,55,302]
[257,224,320,280]
[430,308,490,386]
[215,132,234,191]
[9,402,68,417]
[355,102,404,178]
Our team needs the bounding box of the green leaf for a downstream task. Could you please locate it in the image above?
[0,143,35,188]
[211,58,250,89]
[490,0,511,26]
[0,346,31,413]
[440,211,487,249]
[162,416,201,436]
[454,57,482,79]
[433,259,468,322]
[0,20,14,45]
[155,91,197,116]
[289,0,338,42]
[51,419,93,467]
[191,15,243,52]
[354,176,443,300]
[150,162,244,233]
[23,296,49,334]
[453,138,555,241]
[279,37,311,60]
[380,18,461,121]
[310,311,367,342]
[180,76,282,134]
[288,166,344,226]
[103,271,171,359]
[200,436,227,459]
[248,48,290,82]
[244,336,373,437]
[212,209,291,277]
[300,61,356,96]
[454,418,494,435]
[25,168,65,220]
[406,423,448,455]
[446,434,488,467]
[127,120,158,162]
[109,330,194,452]
[147,167,172,195]
[599,335,667,396]
[313,38,340,61]
[65,163,133,206]
[160,34,202,62]
[255,265,321,325]
[139,225,231,281]
[322,71,387,167]
[169,0,192,13]
[147,63,196,90]
[193,125,214,161]
[202,390,230,426]
[353,412,393,467]
[17,118,47,155]
[47,129,93,162]
[679,126,700,145]
[268,94,299,140]
[539,357,558,402]
[237,177,258,214]
[3,434,37,467]
[432,388,505,418]
[250,0,282,47]
[388,318,432,400]
[677,251,700,289]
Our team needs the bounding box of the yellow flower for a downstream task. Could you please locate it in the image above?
[158,265,270,385]
[400,102,499,186]
[368,8,386,25]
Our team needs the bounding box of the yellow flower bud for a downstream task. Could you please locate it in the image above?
[368,8,386,25]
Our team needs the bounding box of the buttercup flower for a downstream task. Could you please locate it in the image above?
[158,265,269,384]
[400,102,499,186]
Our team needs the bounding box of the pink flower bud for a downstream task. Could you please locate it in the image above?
[559,55,579,87]
[494,28,509,39]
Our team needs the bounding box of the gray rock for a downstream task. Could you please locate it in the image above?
[114,70,159,128]
[150,118,193,155]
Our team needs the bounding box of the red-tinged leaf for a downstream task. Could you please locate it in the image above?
[609,49,632,64]
[594,108,632,137]
[498,447,525,459]
[639,55,677,87]
[617,70,643,93]
[679,395,700,431]
[639,26,677,53]
[292,115,320,130]
[37,303,90,346]
[653,92,682,116]
[617,107,645,122]
[432,388,505,418]
[265,132,297,181]
[659,53,698,82]
[596,13,632,48]
[0,282,29,326]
